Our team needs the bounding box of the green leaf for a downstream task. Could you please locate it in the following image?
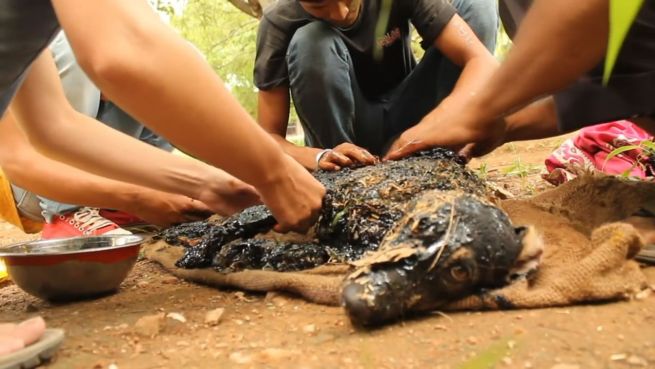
[603,0,644,84]
[603,144,641,170]
[640,140,655,154]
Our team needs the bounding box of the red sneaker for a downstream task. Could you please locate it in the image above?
[99,210,160,234]
[41,207,131,239]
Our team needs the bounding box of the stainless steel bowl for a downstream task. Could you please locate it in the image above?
[0,235,144,301]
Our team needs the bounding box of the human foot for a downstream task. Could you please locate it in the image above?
[0,317,64,368]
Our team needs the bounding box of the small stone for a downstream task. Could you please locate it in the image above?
[234,291,254,302]
[507,340,517,349]
[467,336,478,345]
[229,351,252,364]
[303,324,317,334]
[176,341,190,347]
[205,308,225,326]
[166,312,186,323]
[256,348,298,361]
[502,357,513,365]
[596,326,603,332]
[161,277,178,284]
[635,288,652,300]
[610,353,627,361]
[133,313,165,337]
[524,362,533,368]
[626,355,648,366]
[108,364,118,369]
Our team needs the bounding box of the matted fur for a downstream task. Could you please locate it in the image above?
[144,175,653,310]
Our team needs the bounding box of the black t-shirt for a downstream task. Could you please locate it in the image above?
[499,0,655,130]
[0,0,60,116]
[254,0,456,98]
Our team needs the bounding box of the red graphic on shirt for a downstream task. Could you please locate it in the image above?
[377,27,401,47]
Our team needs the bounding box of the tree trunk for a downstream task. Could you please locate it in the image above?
[226,0,277,19]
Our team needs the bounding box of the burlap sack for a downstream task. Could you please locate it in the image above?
[144,175,653,310]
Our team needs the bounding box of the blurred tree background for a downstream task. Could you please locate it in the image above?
[153,0,512,141]
[159,0,260,117]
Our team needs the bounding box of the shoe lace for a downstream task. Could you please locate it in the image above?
[71,207,117,234]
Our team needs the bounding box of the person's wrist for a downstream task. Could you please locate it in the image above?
[255,154,300,198]
[120,187,153,215]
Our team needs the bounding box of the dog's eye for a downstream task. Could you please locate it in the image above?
[450,265,469,281]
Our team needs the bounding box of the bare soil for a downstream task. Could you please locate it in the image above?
[1,137,654,369]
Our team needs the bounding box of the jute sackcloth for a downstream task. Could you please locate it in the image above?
[144,175,654,310]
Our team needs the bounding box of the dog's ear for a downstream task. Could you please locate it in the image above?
[508,226,543,282]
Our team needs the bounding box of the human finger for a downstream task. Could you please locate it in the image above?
[458,143,475,162]
[340,145,377,165]
[323,150,353,167]
[272,205,320,233]
[383,138,427,161]
[318,160,341,171]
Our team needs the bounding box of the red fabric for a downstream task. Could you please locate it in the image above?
[544,120,654,185]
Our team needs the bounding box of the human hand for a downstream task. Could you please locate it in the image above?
[258,154,325,233]
[195,168,262,217]
[129,190,215,227]
[383,109,507,161]
[316,143,378,171]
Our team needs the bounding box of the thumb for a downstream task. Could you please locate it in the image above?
[457,143,475,162]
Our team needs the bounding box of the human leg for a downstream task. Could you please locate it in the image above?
[10,185,45,222]
[383,0,499,148]
[287,22,384,153]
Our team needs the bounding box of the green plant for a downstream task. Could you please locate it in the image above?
[476,162,489,180]
[502,142,518,154]
[604,139,655,177]
[456,339,514,369]
[502,158,539,179]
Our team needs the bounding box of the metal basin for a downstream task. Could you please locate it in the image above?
[0,235,144,301]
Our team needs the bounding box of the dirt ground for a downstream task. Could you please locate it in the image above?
[1,137,654,369]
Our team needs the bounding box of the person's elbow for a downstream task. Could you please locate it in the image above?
[0,143,34,181]
[17,113,76,162]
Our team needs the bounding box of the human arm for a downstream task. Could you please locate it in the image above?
[0,112,217,227]
[9,51,261,220]
[258,87,377,171]
[458,96,561,158]
[258,87,322,169]
[384,14,498,158]
[29,0,325,231]
[385,0,609,159]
